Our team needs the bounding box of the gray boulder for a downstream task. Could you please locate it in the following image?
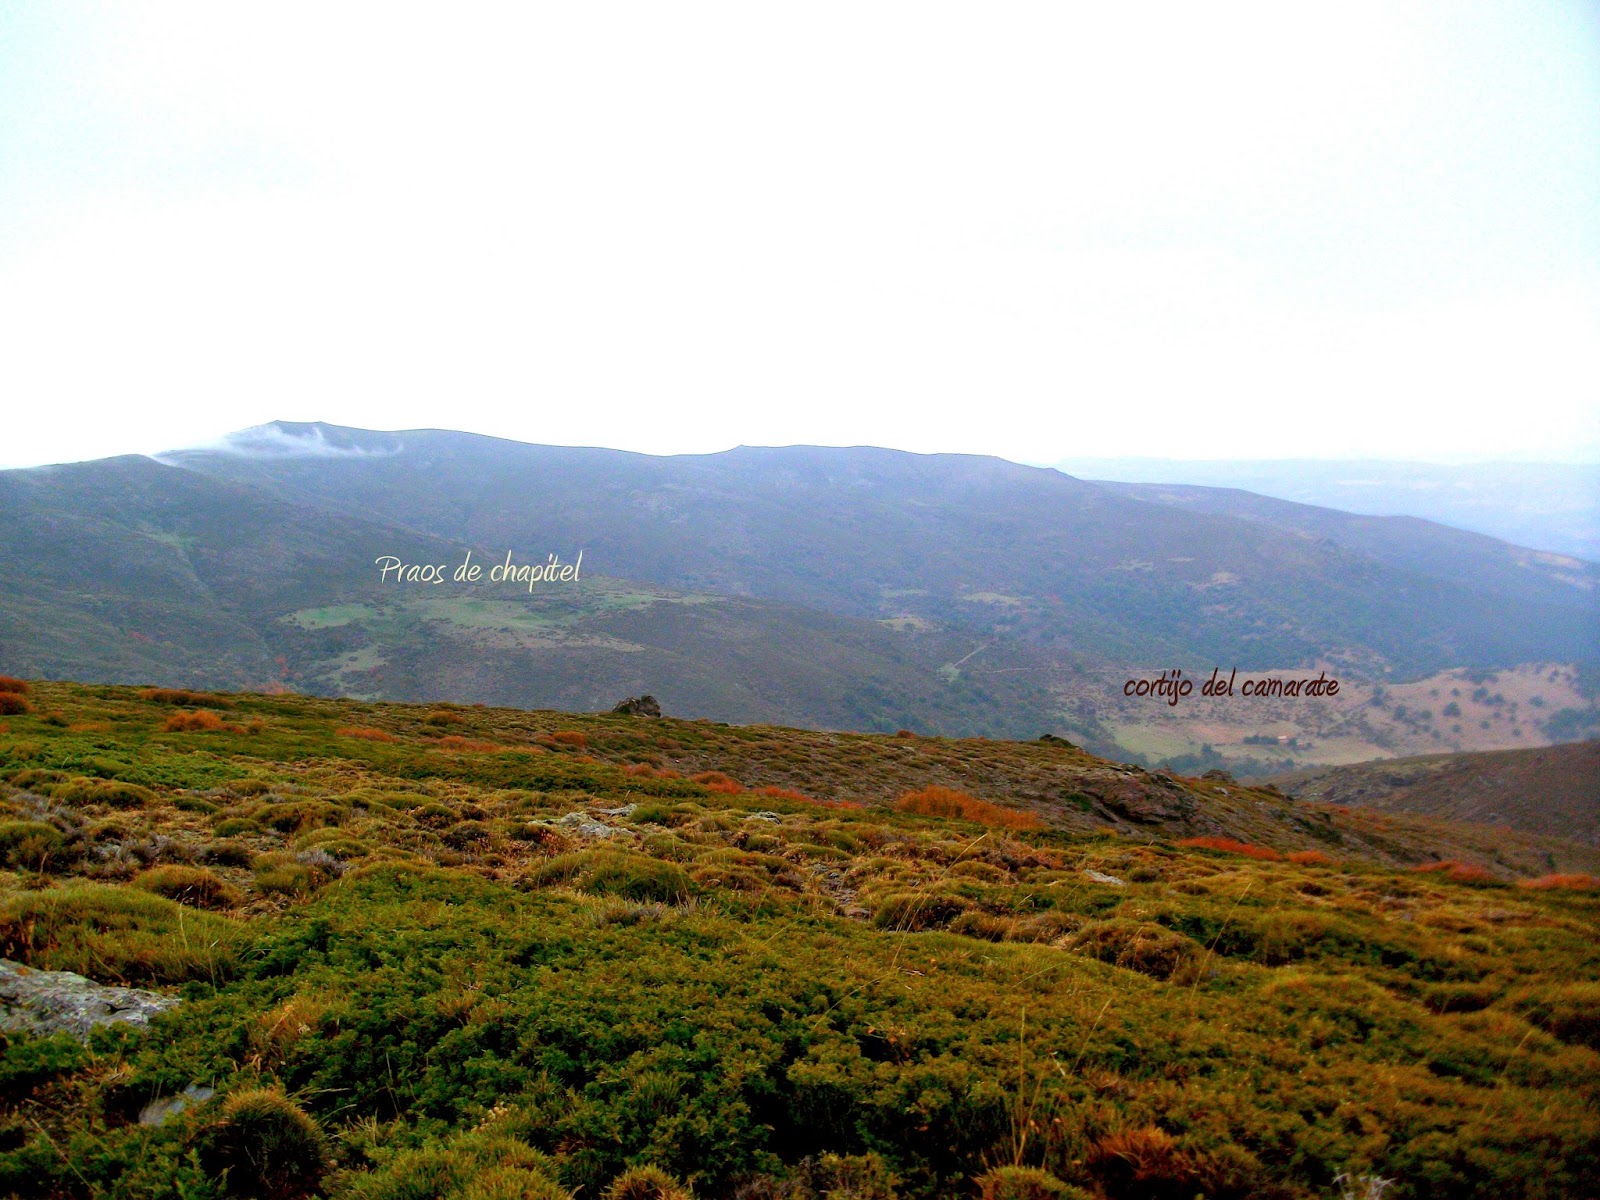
[610,695,662,717]
[0,959,179,1042]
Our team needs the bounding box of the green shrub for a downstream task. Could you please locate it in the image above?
[6,768,65,789]
[582,851,692,904]
[530,850,691,904]
[603,1165,693,1200]
[1512,981,1600,1050]
[872,889,970,932]
[975,1165,1086,1200]
[342,1129,567,1200]
[201,841,258,868]
[133,865,243,910]
[214,817,263,838]
[50,777,154,808]
[197,1087,327,1199]
[1066,920,1201,981]
[255,863,320,897]
[0,883,241,983]
[809,1153,897,1199]
[0,820,68,870]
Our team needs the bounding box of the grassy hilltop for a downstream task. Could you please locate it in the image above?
[1,679,1598,1199]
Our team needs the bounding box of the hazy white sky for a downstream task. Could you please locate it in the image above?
[2,2,1597,468]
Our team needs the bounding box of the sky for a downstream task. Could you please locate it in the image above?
[1,2,1597,469]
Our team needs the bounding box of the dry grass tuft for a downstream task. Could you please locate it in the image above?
[1178,836,1281,861]
[338,726,399,743]
[895,785,1044,830]
[1519,873,1600,892]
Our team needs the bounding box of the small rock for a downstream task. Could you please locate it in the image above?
[1083,869,1127,887]
[0,959,179,1042]
[595,803,637,817]
[554,813,618,839]
[745,811,782,824]
[139,1084,215,1126]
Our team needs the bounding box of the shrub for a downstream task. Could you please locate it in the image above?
[1085,1127,1196,1200]
[603,1165,694,1200]
[0,820,68,870]
[551,731,589,747]
[165,709,235,732]
[0,675,30,693]
[1085,1127,1261,1200]
[872,889,970,932]
[52,777,155,808]
[976,1165,1086,1200]
[458,1166,573,1200]
[1066,920,1200,981]
[197,1087,328,1200]
[255,862,320,897]
[443,820,496,850]
[133,865,242,910]
[141,687,235,707]
[582,850,692,904]
[1413,860,1501,885]
[1512,982,1600,1050]
[341,1128,567,1200]
[807,1153,896,1199]
[0,883,241,983]
[214,817,264,838]
[894,786,1044,830]
[1287,849,1335,866]
[338,726,399,743]
[1177,837,1280,861]
[435,735,504,752]
[0,693,31,716]
[201,841,258,868]
[424,710,467,726]
[1518,873,1600,892]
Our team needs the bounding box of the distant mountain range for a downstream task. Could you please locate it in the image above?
[0,422,1595,753]
[1051,456,1600,561]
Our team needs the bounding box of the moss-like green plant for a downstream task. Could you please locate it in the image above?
[197,1087,328,1200]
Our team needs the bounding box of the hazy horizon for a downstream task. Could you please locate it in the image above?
[2,4,1596,470]
[3,417,1600,472]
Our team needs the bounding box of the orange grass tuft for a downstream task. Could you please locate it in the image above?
[894,785,1044,830]
[1518,873,1600,892]
[1178,836,1281,861]
[337,726,398,743]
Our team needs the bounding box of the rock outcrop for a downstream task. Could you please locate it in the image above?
[0,959,179,1042]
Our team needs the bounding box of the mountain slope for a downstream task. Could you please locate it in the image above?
[161,422,1600,676]
[1267,739,1600,846]
[0,454,1058,734]
[1055,456,1600,561]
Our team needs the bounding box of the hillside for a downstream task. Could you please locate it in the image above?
[3,424,1597,764]
[161,422,1599,676]
[1054,457,1600,562]
[1266,740,1600,847]
[1,679,1598,1199]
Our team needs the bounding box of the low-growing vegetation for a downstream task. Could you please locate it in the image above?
[0,680,1596,1198]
